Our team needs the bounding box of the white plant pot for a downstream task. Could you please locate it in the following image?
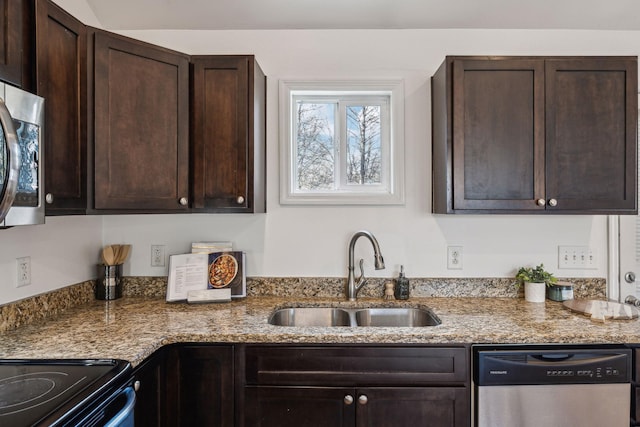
[524,282,546,303]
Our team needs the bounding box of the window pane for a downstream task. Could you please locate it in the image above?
[295,102,335,190]
[346,105,381,185]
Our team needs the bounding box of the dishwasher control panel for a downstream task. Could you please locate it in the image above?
[474,346,631,385]
[546,367,622,378]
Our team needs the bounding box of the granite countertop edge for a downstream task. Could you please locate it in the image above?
[0,294,638,367]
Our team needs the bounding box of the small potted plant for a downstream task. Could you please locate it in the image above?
[515,263,557,303]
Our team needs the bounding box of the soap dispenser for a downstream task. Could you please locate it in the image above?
[394,265,410,300]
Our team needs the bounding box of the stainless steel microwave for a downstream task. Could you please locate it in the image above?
[0,83,44,227]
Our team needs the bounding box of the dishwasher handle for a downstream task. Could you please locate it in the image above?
[529,353,573,362]
[526,352,625,366]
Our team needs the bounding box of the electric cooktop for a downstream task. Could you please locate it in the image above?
[0,359,131,426]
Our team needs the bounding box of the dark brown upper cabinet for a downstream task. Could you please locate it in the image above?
[190,56,266,213]
[35,0,88,215]
[0,0,30,88]
[32,4,266,215]
[92,29,190,212]
[432,56,638,214]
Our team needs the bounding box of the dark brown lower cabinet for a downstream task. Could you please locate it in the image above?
[240,345,470,427]
[176,345,234,426]
[245,386,355,426]
[133,344,469,426]
[245,386,467,427]
[132,344,233,427]
[132,346,175,427]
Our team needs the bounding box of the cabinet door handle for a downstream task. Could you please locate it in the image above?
[344,394,354,405]
[134,380,141,392]
[45,193,54,204]
[358,394,368,405]
[179,197,188,206]
[548,198,558,207]
[236,195,245,204]
[536,198,545,206]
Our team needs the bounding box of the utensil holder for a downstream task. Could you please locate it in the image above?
[96,264,123,300]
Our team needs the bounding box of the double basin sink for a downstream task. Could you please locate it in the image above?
[269,306,441,327]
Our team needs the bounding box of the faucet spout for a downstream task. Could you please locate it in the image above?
[346,230,385,301]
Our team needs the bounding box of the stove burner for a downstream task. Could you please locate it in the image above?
[0,372,87,417]
[0,377,55,407]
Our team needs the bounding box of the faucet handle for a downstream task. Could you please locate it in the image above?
[356,259,367,287]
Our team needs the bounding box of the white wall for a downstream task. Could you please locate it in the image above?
[0,216,103,304]
[0,10,635,304]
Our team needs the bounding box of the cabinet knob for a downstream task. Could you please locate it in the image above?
[548,198,558,207]
[45,193,54,204]
[344,395,354,405]
[358,395,368,405]
[134,380,141,392]
[236,195,245,204]
[179,197,188,206]
[536,198,545,206]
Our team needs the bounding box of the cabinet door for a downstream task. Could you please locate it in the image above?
[0,0,26,87]
[545,58,637,213]
[191,55,266,213]
[244,386,355,427]
[357,387,469,427]
[93,30,189,211]
[35,0,87,215]
[132,347,181,427]
[132,353,163,427]
[177,345,234,427]
[450,58,545,211]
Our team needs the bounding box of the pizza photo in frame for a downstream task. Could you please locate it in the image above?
[207,251,246,297]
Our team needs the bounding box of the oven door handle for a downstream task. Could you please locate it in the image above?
[103,386,136,427]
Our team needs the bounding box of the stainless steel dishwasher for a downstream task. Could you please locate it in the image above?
[473,345,631,427]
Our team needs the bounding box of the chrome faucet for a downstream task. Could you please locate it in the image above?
[346,230,385,301]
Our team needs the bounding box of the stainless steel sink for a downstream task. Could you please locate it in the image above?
[268,307,352,327]
[355,307,441,327]
[268,306,440,327]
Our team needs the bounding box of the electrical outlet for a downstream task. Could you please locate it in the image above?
[558,246,597,269]
[16,256,31,287]
[151,245,165,267]
[447,246,463,270]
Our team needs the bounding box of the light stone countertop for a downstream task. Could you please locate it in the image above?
[0,295,639,367]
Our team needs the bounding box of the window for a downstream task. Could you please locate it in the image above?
[280,80,405,204]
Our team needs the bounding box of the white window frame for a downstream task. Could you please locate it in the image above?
[279,80,405,205]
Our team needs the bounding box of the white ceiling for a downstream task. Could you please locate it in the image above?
[85,0,640,31]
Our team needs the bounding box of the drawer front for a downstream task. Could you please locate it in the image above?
[244,345,469,386]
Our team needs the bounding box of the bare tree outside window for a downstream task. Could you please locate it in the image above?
[346,105,381,185]
[296,102,335,190]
